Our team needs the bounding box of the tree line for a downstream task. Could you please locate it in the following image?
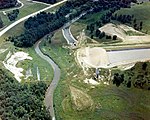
[7,0,91,47]
[0,0,19,9]
[7,0,137,47]
[33,0,57,4]
[113,62,150,90]
[0,68,51,120]
[85,0,143,40]
[7,9,19,21]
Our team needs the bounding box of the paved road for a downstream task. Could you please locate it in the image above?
[107,48,150,67]
[62,12,86,45]
[35,40,60,120]
[0,0,67,37]
[62,27,76,44]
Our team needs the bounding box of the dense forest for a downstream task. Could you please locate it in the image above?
[0,0,18,9]
[33,0,57,4]
[0,69,51,120]
[8,0,137,47]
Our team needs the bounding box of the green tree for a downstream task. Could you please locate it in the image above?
[113,35,117,40]
[0,16,3,28]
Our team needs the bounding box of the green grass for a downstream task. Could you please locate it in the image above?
[115,2,150,34]
[0,0,64,83]
[0,21,25,44]
[70,22,87,39]
[70,10,108,38]
[38,29,150,120]
[22,47,53,83]
[78,10,108,24]
[0,0,48,29]
[0,0,68,29]
[0,42,53,83]
[70,3,150,48]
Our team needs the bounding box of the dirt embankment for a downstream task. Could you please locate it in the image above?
[99,23,150,44]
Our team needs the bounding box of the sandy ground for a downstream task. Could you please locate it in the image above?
[99,23,150,44]
[77,47,150,70]
[3,51,32,82]
[77,47,109,68]
[117,63,135,71]
[84,78,99,85]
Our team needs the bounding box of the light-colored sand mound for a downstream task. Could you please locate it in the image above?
[119,24,144,34]
[77,47,109,68]
[99,23,150,44]
[99,23,126,40]
[70,86,94,111]
[3,51,32,82]
[77,47,150,69]
[125,35,150,43]
[84,78,99,85]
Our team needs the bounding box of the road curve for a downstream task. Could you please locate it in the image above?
[0,0,67,37]
[35,40,60,120]
[62,12,87,44]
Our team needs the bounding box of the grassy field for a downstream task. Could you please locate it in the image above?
[0,1,65,83]
[70,3,150,50]
[1,1,150,119]
[0,41,53,84]
[70,10,108,38]
[116,2,150,34]
[39,29,150,120]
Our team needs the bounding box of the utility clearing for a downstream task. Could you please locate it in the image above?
[99,23,150,44]
[3,51,32,82]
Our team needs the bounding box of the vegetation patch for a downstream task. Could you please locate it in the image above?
[113,62,150,90]
[0,0,18,9]
[0,68,50,120]
[116,2,150,34]
[70,86,94,111]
